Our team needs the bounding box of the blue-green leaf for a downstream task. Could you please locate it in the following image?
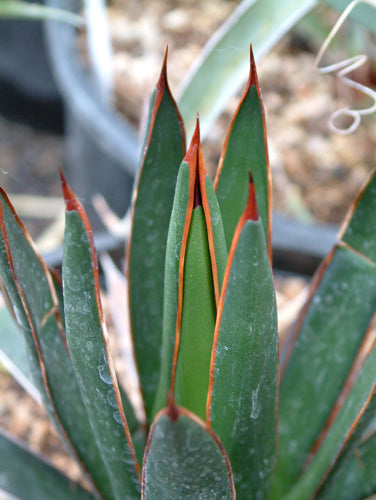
[62,177,140,499]
[208,180,278,499]
[127,52,185,422]
[142,406,235,499]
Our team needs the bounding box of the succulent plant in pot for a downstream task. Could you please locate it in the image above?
[0,46,376,500]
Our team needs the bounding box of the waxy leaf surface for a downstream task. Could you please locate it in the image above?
[174,205,216,420]
[0,190,115,500]
[153,126,227,420]
[0,428,95,500]
[274,248,376,497]
[152,162,190,418]
[341,172,376,262]
[274,170,376,498]
[317,429,376,500]
[63,193,140,499]
[142,408,235,499]
[128,59,185,421]
[281,335,376,500]
[209,212,278,499]
[215,51,271,254]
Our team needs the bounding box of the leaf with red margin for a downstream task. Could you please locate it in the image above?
[274,169,376,499]
[316,384,376,500]
[50,266,142,440]
[152,121,227,421]
[207,177,278,500]
[214,46,272,261]
[61,175,140,500]
[281,318,376,500]
[127,49,186,423]
[142,405,235,499]
[341,171,376,262]
[0,188,115,500]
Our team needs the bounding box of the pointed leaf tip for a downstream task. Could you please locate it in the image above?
[249,44,259,88]
[59,169,78,212]
[156,47,168,93]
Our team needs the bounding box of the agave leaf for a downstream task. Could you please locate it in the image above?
[0,0,84,26]
[153,122,227,420]
[0,427,95,500]
[207,178,278,499]
[52,265,141,438]
[174,127,227,420]
[152,160,190,419]
[0,299,40,402]
[0,189,115,500]
[274,170,376,498]
[142,406,235,499]
[173,204,216,420]
[127,50,186,422]
[341,172,376,262]
[177,0,317,140]
[281,330,376,500]
[214,48,272,257]
[316,392,376,500]
[61,176,140,499]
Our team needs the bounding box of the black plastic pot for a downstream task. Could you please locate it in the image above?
[44,0,139,229]
[0,4,63,131]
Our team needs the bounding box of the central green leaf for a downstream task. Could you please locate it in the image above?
[174,205,216,419]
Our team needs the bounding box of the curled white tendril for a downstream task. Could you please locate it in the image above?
[315,0,376,134]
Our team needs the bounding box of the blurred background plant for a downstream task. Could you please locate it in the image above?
[0,0,375,488]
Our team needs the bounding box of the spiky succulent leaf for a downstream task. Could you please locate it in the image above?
[281,328,376,500]
[208,179,278,500]
[152,160,190,419]
[215,48,272,258]
[315,391,376,500]
[173,204,216,420]
[153,123,227,420]
[127,51,186,422]
[274,170,376,499]
[316,428,376,500]
[142,407,235,499]
[0,189,114,500]
[61,177,140,499]
[341,172,376,261]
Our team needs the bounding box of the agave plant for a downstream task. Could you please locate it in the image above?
[0,47,376,500]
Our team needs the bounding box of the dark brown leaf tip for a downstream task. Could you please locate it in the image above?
[193,165,202,209]
[249,44,260,89]
[185,116,203,208]
[245,172,259,221]
[156,46,168,94]
[59,168,79,212]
